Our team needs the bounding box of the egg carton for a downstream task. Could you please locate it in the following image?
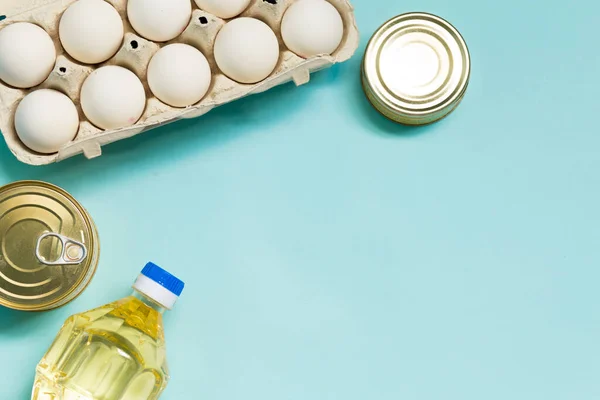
[0,0,358,165]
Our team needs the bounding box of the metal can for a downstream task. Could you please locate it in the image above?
[362,12,471,125]
[0,181,99,311]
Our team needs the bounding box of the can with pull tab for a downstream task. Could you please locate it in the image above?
[0,181,99,311]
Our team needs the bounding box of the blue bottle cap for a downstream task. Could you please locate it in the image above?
[141,262,184,296]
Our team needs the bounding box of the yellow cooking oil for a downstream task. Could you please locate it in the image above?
[31,263,184,400]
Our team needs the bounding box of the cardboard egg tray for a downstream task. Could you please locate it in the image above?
[0,0,358,165]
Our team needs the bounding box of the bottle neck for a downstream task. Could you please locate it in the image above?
[133,290,166,314]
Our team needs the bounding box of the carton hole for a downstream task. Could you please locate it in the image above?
[130,40,139,49]
[59,67,67,73]
[0,16,6,22]
[199,16,208,24]
[263,0,277,4]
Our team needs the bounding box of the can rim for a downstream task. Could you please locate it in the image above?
[0,180,100,311]
[362,12,471,125]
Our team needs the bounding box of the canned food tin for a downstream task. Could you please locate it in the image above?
[362,12,471,125]
[0,181,99,311]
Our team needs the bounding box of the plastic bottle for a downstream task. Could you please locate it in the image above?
[31,262,184,400]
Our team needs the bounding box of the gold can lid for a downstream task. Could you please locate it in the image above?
[362,13,471,125]
[0,181,99,311]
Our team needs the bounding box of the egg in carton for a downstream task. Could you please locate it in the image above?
[0,0,359,165]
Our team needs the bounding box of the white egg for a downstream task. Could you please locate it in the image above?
[128,0,192,42]
[214,18,279,84]
[15,89,79,154]
[0,23,56,88]
[148,44,212,108]
[282,0,344,58]
[81,66,146,130]
[194,0,252,19]
[59,0,124,64]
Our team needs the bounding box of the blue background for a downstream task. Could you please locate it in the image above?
[1,0,600,398]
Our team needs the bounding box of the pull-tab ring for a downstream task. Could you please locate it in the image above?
[35,232,88,266]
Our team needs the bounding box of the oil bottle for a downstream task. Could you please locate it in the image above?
[31,262,184,400]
